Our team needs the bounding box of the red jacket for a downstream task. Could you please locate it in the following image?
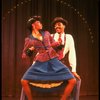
[22,31,60,62]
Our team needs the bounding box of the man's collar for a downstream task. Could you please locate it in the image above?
[56,32,65,35]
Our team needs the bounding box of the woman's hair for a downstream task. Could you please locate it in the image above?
[27,16,41,32]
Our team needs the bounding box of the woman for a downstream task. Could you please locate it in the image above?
[21,16,76,100]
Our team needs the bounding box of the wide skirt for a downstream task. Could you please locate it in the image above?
[22,58,74,81]
[21,58,75,100]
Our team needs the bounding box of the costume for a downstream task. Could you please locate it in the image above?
[20,31,75,100]
[52,32,81,100]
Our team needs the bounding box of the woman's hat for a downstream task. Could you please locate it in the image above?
[52,17,68,26]
[27,16,41,31]
[27,16,41,24]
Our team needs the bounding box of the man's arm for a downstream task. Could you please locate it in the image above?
[64,34,80,79]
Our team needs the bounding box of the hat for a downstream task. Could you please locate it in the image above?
[52,17,68,26]
[27,16,41,31]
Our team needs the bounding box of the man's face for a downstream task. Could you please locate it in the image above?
[54,22,65,33]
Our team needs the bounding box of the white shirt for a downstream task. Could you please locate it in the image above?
[51,32,76,72]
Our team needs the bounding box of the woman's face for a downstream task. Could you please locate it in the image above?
[32,21,43,30]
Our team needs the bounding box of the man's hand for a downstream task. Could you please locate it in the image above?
[72,72,81,80]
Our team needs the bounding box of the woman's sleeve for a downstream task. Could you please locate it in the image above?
[22,37,33,59]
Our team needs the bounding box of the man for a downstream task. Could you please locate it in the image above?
[51,17,81,100]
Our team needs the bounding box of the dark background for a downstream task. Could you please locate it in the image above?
[2,0,99,99]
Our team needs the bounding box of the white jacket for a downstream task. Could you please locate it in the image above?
[51,32,76,72]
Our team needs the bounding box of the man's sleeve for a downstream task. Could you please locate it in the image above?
[64,34,77,72]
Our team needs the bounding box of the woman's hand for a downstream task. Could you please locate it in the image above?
[29,46,35,50]
[26,46,35,57]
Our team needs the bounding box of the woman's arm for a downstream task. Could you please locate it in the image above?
[22,37,35,58]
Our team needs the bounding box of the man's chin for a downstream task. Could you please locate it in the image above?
[56,30,61,33]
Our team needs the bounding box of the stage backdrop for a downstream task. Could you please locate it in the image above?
[2,0,99,98]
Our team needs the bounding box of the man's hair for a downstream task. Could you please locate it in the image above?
[51,17,68,27]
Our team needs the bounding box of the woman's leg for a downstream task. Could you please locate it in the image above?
[61,78,76,100]
[21,79,33,100]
